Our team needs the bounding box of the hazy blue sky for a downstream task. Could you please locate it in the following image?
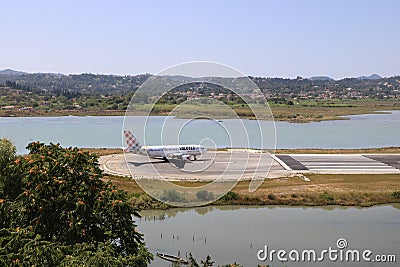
[1,0,399,79]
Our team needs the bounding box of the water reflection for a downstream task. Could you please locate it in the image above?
[139,204,400,221]
[2,110,400,154]
[137,205,400,266]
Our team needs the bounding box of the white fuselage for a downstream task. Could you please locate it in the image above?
[140,145,206,159]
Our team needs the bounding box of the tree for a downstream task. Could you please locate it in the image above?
[0,138,16,168]
[196,190,215,201]
[0,142,152,266]
[0,138,19,199]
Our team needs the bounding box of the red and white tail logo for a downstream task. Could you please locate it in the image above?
[123,130,141,153]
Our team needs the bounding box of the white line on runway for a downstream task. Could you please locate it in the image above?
[288,154,398,171]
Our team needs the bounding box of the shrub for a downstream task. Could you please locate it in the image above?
[220,191,240,201]
[320,192,334,202]
[392,191,400,199]
[160,189,187,203]
[196,190,215,201]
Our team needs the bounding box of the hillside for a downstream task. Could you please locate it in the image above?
[309,76,334,81]
[0,69,27,75]
[0,71,399,115]
[357,74,382,80]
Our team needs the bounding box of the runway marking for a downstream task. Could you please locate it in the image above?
[271,154,291,171]
[280,154,399,172]
[364,155,400,170]
[275,155,308,170]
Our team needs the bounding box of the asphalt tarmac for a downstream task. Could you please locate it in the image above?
[100,151,287,181]
[99,152,400,180]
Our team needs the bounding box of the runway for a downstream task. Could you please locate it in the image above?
[100,151,287,181]
[276,154,400,173]
[99,152,400,180]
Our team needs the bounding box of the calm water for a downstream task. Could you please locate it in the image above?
[1,113,399,266]
[138,205,400,267]
[0,111,399,154]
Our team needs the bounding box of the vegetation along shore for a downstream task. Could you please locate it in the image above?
[104,173,400,210]
[1,72,399,122]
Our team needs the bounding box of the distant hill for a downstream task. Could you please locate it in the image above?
[0,69,28,75]
[357,74,382,80]
[309,76,334,81]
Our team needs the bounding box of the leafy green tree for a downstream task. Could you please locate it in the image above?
[0,138,19,199]
[160,189,187,203]
[196,190,215,201]
[0,138,16,168]
[0,142,152,266]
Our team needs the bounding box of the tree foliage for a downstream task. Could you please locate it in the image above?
[196,190,215,202]
[0,138,18,199]
[0,138,16,168]
[0,142,152,266]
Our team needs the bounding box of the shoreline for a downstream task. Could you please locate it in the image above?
[139,203,400,217]
[102,173,400,210]
[2,103,399,123]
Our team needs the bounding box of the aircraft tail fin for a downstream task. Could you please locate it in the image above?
[123,130,141,153]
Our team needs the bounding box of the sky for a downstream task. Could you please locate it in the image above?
[1,0,399,79]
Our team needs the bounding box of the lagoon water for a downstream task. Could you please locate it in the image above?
[1,112,399,266]
[138,205,400,267]
[1,111,399,154]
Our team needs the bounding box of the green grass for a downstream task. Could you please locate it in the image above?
[103,173,400,209]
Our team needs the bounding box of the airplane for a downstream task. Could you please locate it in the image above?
[123,130,207,168]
